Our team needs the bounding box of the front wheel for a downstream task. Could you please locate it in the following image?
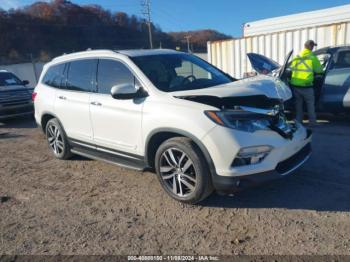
[45,118,72,160]
[155,137,213,204]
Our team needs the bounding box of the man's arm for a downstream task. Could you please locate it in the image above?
[312,56,324,74]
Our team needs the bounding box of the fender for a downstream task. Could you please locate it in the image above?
[145,128,217,177]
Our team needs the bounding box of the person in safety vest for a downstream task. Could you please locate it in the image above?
[289,40,323,126]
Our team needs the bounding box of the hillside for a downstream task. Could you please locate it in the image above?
[0,0,232,64]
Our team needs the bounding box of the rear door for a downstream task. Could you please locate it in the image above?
[321,49,350,112]
[89,59,143,155]
[54,59,97,142]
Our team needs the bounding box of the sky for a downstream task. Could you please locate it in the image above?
[2,0,350,36]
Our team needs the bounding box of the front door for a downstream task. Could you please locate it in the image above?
[89,59,144,155]
[321,50,350,112]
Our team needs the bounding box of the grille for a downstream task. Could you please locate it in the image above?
[0,90,32,106]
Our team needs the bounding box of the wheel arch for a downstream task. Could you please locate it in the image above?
[40,112,64,134]
[144,128,216,176]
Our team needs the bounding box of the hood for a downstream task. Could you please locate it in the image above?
[172,75,292,109]
[0,85,33,92]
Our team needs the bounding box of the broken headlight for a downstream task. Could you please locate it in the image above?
[205,110,271,132]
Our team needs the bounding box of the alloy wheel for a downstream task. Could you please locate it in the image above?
[159,148,197,197]
[47,123,64,156]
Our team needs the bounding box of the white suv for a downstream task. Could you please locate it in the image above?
[34,49,312,204]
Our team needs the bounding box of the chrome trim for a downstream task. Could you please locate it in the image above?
[280,153,311,176]
[240,105,279,116]
[97,147,141,160]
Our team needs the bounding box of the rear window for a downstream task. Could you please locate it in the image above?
[42,63,65,88]
[0,72,22,86]
[66,59,96,92]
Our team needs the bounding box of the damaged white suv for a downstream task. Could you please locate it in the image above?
[34,49,312,204]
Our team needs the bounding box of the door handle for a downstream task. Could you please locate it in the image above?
[58,96,66,100]
[90,101,102,106]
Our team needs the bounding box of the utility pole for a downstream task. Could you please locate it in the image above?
[184,35,191,53]
[141,0,153,49]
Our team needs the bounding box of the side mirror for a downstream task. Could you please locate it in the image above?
[22,80,29,86]
[111,84,148,99]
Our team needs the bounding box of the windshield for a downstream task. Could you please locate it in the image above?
[0,72,22,86]
[131,53,233,92]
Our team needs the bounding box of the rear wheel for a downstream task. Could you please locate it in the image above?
[155,137,213,204]
[45,118,72,160]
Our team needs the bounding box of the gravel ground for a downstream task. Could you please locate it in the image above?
[0,116,350,255]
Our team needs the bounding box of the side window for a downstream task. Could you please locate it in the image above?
[333,51,350,69]
[42,63,65,88]
[316,53,331,69]
[97,59,135,94]
[66,59,96,92]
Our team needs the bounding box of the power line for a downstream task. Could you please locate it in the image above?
[141,0,153,49]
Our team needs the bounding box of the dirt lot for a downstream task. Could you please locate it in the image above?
[0,116,350,255]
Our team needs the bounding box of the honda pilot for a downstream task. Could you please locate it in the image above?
[34,49,312,204]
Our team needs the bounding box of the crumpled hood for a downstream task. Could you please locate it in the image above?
[171,75,292,102]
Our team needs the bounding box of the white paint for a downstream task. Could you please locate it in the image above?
[244,4,350,37]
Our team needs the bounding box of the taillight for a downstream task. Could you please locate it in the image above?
[32,92,37,101]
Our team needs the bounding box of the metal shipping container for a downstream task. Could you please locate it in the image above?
[208,4,350,79]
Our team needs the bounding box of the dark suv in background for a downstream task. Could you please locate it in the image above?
[0,70,34,120]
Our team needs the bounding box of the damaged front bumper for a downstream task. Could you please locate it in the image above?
[201,120,312,193]
[212,138,311,194]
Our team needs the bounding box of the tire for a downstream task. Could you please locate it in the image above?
[155,137,213,204]
[45,118,72,160]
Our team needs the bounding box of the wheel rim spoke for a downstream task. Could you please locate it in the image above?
[48,126,55,137]
[53,143,58,154]
[167,149,178,166]
[172,176,177,194]
[178,178,183,196]
[180,179,195,191]
[56,129,60,139]
[160,166,174,173]
[181,159,193,173]
[56,142,63,150]
[162,172,175,180]
[178,152,185,166]
[163,153,175,168]
[181,174,196,183]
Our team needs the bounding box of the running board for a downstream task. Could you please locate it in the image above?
[71,146,146,171]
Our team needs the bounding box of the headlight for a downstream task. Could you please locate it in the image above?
[205,110,271,132]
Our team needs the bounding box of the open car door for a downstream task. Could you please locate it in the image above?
[247,53,280,75]
[247,51,294,81]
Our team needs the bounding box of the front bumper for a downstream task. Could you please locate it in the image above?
[212,139,311,194]
[0,102,34,120]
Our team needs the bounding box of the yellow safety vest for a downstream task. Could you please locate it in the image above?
[289,49,323,87]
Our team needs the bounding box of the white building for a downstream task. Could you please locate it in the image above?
[208,4,350,78]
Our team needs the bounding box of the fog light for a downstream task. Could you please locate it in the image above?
[232,145,273,166]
